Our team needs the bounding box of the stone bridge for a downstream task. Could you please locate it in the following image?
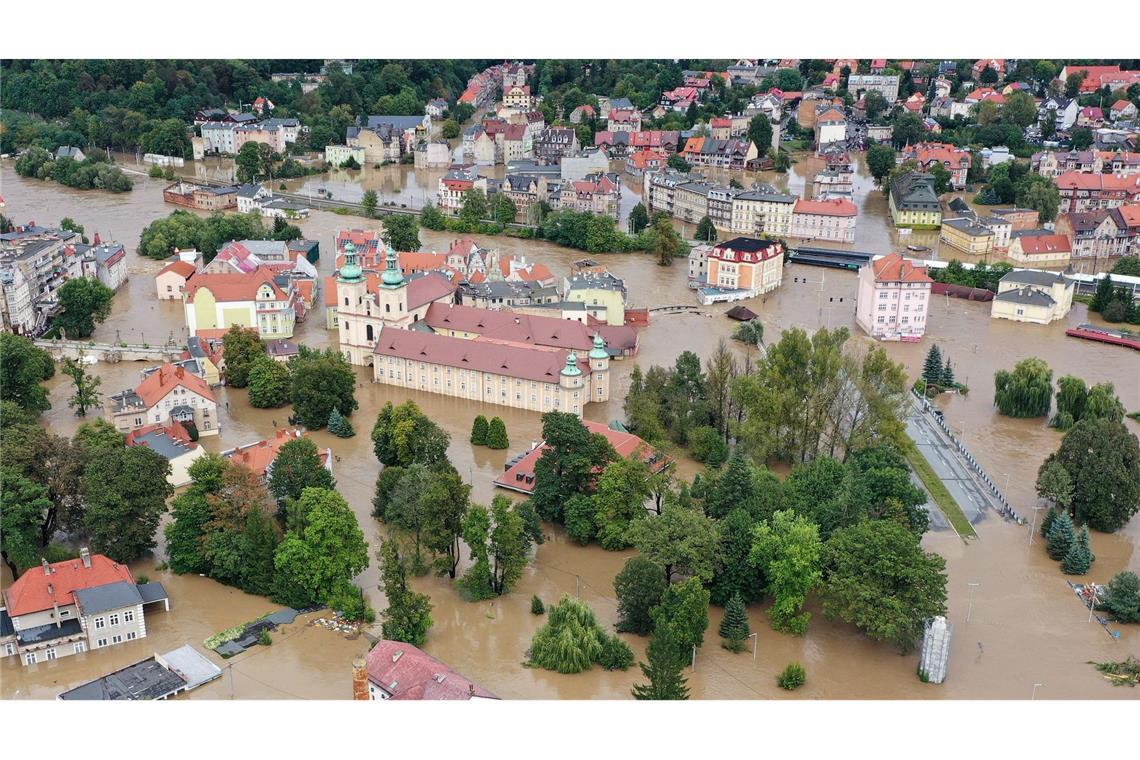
[34,339,185,364]
[649,305,703,314]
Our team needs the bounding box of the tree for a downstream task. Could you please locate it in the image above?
[273,488,369,609]
[732,320,764,349]
[420,467,471,579]
[1111,257,1140,277]
[247,354,290,408]
[268,437,335,504]
[361,190,378,217]
[629,202,650,235]
[777,662,806,690]
[1035,459,1074,512]
[290,347,358,429]
[928,162,952,196]
[235,141,268,183]
[863,90,889,120]
[1004,91,1038,128]
[922,345,944,387]
[710,508,766,606]
[867,144,897,185]
[382,214,421,252]
[891,112,925,148]
[631,626,690,700]
[691,427,729,468]
[221,326,263,388]
[652,577,710,652]
[695,216,717,243]
[528,595,608,674]
[1070,128,1093,151]
[650,213,682,267]
[470,415,488,445]
[483,496,531,595]
[52,277,113,338]
[749,510,822,635]
[325,408,353,438]
[1101,571,1140,624]
[773,149,792,173]
[993,357,1053,418]
[385,464,436,573]
[531,412,616,523]
[420,202,447,230]
[747,114,773,153]
[0,467,52,578]
[80,443,173,563]
[490,194,518,225]
[486,416,509,450]
[820,520,948,653]
[941,358,955,388]
[378,538,433,645]
[164,454,226,575]
[718,592,751,652]
[1061,525,1094,575]
[1016,174,1060,224]
[614,555,668,635]
[1046,510,1076,560]
[1042,419,1140,532]
[371,400,450,468]
[460,188,489,223]
[0,334,55,414]
[980,65,999,84]
[628,504,719,584]
[440,119,460,139]
[593,454,652,550]
[61,356,102,416]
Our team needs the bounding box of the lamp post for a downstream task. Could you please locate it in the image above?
[966,582,980,623]
[1028,504,1048,545]
[748,632,758,661]
[1031,682,1044,700]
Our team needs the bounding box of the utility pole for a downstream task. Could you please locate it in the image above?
[966,582,980,623]
[1028,504,1047,545]
[1031,682,1044,700]
[748,632,758,662]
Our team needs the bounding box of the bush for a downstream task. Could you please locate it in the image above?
[598,635,635,671]
[259,630,272,646]
[778,662,806,690]
[1100,571,1140,624]
[527,595,607,674]
[136,574,150,585]
[470,415,488,445]
[531,595,545,615]
[690,426,729,468]
[1102,300,1128,322]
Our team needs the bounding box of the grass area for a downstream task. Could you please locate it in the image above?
[901,432,977,539]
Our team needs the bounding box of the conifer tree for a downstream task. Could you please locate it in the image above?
[631,627,690,700]
[1039,508,1058,539]
[1061,525,1094,575]
[1090,273,1115,313]
[327,408,355,438]
[1045,510,1075,561]
[486,416,509,450]
[470,415,488,445]
[941,358,955,388]
[718,592,751,652]
[921,345,943,387]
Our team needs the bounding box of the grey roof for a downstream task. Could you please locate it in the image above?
[159,645,223,690]
[735,189,796,203]
[55,146,84,159]
[132,429,198,461]
[16,618,83,645]
[947,197,972,214]
[1,609,13,637]
[994,286,1056,307]
[74,581,143,616]
[59,656,186,701]
[360,115,425,131]
[890,171,939,209]
[137,582,169,605]
[110,389,144,413]
[236,183,264,198]
[943,218,993,237]
[1000,269,1069,287]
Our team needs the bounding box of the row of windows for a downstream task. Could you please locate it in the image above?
[92,609,135,629]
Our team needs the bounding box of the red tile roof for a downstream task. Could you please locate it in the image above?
[794,198,857,217]
[224,428,330,478]
[374,329,583,385]
[324,275,337,306]
[4,553,135,617]
[817,108,846,123]
[1015,234,1071,255]
[134,363,215,407]
[1056,172,1140,193]
[184,266,289,303]
[158,260,196,279]
[405,272,459,310]
[365,641,497,700]
[871,253,933,284]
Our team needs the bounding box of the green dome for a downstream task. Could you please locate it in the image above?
[588,334,608,360]
[338,240,363,283]
[561,352,583,377]
[381,247,404,287]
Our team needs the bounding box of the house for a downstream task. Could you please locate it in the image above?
[1078,107,1106,129]
[866,124,894,144]
[1038,96,1079,132]
[1055,210,1119,259]
[222,428,332,482]
[347,115,427,164]
[560,148,611,182]
[979,146,1013,170]
[200,122,240,154]
[704,237,785,298]
[569,104,596,124]
[533,128,579,161]
[125,422,205,488]
[625,149,668,177]
[155,260,197,301]
[972,59,1005,80]
[352,641,498,701]
[54,145,87,162]
[791,198,857,242]
[437,167,489,216]
[58,645,222,701]
[1055,171,1140,213]
[855,253,933,342]
[964,87,1004,107]
[183,266,298,339]
[902,93,926,113]
[494,419,667,495]
[107,363,219,437]
[730,186,796,237]
[502,84,534,111]
[561,173,622,220]
[990,207,1041,230]
[1006,233,1072,266]
[847,74,900,102]
[812,155,855,200]
[564,271,628,325]
[606,108,642,133]
[901,143,972,190]
[1110,100,1138,122]
[679,137,758,170]
[940,217,995,254]
[814,108,847,148]
[991,270,1075,325]
[889,172,942,228]
[661,86,700,112]
[426,98,448,119]
[325,144,367,167]
[1058,65,1140,94]
[1,549,169,667]
[77,243,128,292]
[414,140,453,169]
[929,97,972,121]
[1100,150,1140,175]
[163,182,239,211]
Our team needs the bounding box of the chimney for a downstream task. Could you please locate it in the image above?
[530,440,538,451]
[351,656,369,701]
[47,583,54,595]
[468,683,476,697]
[42,558,51,575]
[392,650,403,663]
[79,547,92,568]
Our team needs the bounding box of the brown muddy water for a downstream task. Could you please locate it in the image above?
[1,164,1137,701]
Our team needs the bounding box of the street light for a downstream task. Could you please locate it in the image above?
[1031,682,1044,700]
[1028,505,1048,545]
[966,582,981,623]
[748,632,758,662]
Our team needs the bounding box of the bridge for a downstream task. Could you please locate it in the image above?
[788,246,875,271]
[34,339,185,363]
[649,305,704,314]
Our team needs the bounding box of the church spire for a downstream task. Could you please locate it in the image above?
[339,240,362,283]
[381,244,404,288]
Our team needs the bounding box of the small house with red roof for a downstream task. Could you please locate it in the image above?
[183,265,297,339]
[901,142,973,190]
[972,59,1005,81]
[1,549,169,667]
[1077,106,1105,129]
[222,428,332,482]
[156,260,196,301]
[855,253,933,341]
[107,362,220,437]
[125,421,205,487]
[353,641,498,701]
[1007,233,1072,266]
[625,148,669,177]
[1110,99,1138,122]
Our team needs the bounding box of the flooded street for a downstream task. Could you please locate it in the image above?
[1,163,1137,701]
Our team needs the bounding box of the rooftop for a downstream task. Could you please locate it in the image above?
[74,581,144,616]
[365,641,498,701]
[870,253,933,285]
[3,553,135,617]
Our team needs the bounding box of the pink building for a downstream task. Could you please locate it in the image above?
[791,198,857,242]
[855,253,933,342]
[234,124,286,153]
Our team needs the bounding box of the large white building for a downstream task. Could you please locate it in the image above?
[855,253,933,342]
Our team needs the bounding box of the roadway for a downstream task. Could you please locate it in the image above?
[906,401,994,533]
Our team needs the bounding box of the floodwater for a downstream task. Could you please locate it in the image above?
[1,164,1137,701]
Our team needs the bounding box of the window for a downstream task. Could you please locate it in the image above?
[24,652,37,665]
[45,648,57,661]
[60,609,71,618]
[97,638,108,648]
[109,613,120,626]
[126,631,137,641]
[4,642,14,656]
[94,616,106,630]
[74,642,86,654]
[123,609,134,623]
[112,634,123,644]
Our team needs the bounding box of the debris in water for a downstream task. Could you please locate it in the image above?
[1089,656,1140,687]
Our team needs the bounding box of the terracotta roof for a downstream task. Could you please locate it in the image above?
[794,198,857,217]
[493,420,668,494]
[627,149,668,169]
[405,272,459,310]
[184,267,289,303]
[223,428,329,478]
[1114,204,1140,228]
[374,329,584,385]
[1014,234,1071,255]
[907,142,972,168]
[324,275,338,306]
[710,117,732,128]
[134,363,215,407]
[125,421,193,448]
[1056,172,1140,193]
[157,261,195,279]
[399,252,449,272]
[817,108,846,123]
[709,238,785,263]
[4,554,135,617]
[365,641,497,700]
[871,253,933,284]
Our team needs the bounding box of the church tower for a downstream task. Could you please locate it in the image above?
[336,241,372,365]
[377,245,409,329]
[559,351,584,416]
[587,334,610,402]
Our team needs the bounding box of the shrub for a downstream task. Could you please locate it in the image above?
[1100,571,1140,624]
[470,415,488,445]
[486,416,509,449]
[777,662,806,690]
[136,574,150,585]
[259,630,272,646]
[599,635,635,671]
[527,595,607,674]
[531,595,545,615]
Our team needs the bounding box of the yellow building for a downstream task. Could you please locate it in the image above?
[889,172,943,229]
[940,218,995,254]
[564,272,627,326]
[990,270,1074,324]
[183,267,296,339]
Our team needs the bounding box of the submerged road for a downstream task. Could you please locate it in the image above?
[906,401,994,533]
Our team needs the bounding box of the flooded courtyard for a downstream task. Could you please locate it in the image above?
[1,164,1137,701]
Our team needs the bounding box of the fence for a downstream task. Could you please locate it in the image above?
[912,390,1022,523]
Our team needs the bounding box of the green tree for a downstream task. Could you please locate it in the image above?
[749,510,822,635]
[61,355,102,416]
[486,416,509,450]
[531,411,616,522]
[1070,128,1093,151]
[1061,525,1094,575]
[1101,571,1140,624]
[993,357,1053,418]
[327,408,355,437]
[863,90,889,120]
[695,216,717,243]
[378,537,433,645]
[718,592,751,652]
[820,520,948,653]
[470,415,488,445]
[867,144,898,186]
[777,662,806,690]
[420,467,471,579]
[371,400,450,468]
[629,202,650,235]
[922,344,944,387]
[385,464,436,573]
[290,346,358,429]
[1004,91,1038,128]
[484,495,531,595]
[420,202,447,230]
[941,358,955,388]
[247,354,291,408]
[531,595,545,615]
[490,194,518,224]
[235,141,270,183]
[52,277,113,338]
[221,326,264,388]
[361,190,378,217]
[652,577,710,651]
[564,493,598,545]
[1042,419,1140,532]
[709,508,766,605]
[80,443,173,563]
[650,213,683,267]
[1045,510,1076,560]
[382,214,421,252]
[440,119,460,139]
[748,114,774,154]
[239,507,283,597]
[628,503,719,584]
[614,555,668,635]
[273,488,369,608]
[459,502,494,599]
[631,626,690,700]
[1016,174,1061,224]
[690,427,729,467]
[1111,257,1140,277]
[732,320,765,350]
[0,467,52,578]
[460,188,489,223]
[164,454,226,575]
[528,595,609,674]
[891,112,926,148]
[593,454,651,550]
[268,437,335,504]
